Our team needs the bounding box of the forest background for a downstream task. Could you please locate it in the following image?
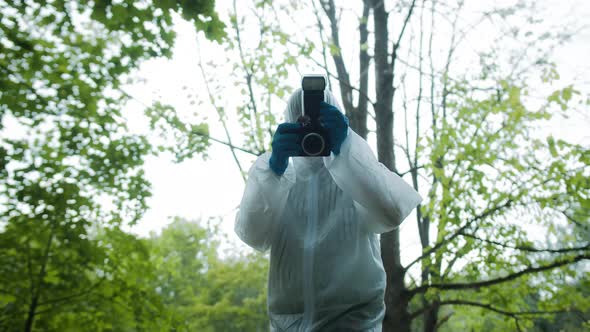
[1,0,589,331]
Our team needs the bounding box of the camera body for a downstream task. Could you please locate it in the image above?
[288,75,331,157]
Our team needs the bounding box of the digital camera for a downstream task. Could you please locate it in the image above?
[288,75,331,157]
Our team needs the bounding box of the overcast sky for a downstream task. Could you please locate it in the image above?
[121,0,590,262]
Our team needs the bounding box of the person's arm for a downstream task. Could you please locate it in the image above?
[234,152,296,252]
[323,129,422,233]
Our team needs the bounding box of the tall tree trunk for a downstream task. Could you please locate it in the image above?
[381,231,411,332]
[321,0,369,137]
[371,0,395,173]
[369,1,407,331]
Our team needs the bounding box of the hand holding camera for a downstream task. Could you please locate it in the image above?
[269,75,349,176]
[318,101,348,155]
[269,123,303,176]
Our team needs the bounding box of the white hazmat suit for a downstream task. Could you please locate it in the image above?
[235,89,422,331]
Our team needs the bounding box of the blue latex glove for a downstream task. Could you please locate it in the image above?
[269,123,302,176]
[319,101,349,155]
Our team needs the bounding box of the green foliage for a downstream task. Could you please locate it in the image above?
[0,0,224,330]
[225,1,298,154]
[145,101,211,162]
[0,218,170,331]
[180,1,590,330]
[414,75,590,329]
[439,277,590,332]
[0,216,270,331]
[328,42,341,56]
[3,0,588,331]
[145,218,269,332]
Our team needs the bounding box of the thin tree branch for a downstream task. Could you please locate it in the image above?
[399,165,425,177]
[191,131,259,156]
[410,299,574,321]
[285,33,376,107]
[428,0,437,141]
[441,225,482,280]
[304,53,377,108]
[409,253,590,295]
[445,108,495,190]
[311,0,333,90]
[401,76,413,171]
[434,311,454,329]
[390,0,418,73]
[232,0,264,154]
[404,198,513,272]
[197,35,247,182]
[515,317,524,332]
[249,5,282,142]
[459,232,590,254]
[319,0,354,115]
[38,278,106,307]
[414,0,425,170]
[25,219,57,332]
[421,0,439,261]
[118,89,258,158]
[411,0,427,269]
[25,237,35,300]
[561,210,590,231]
[438,0,464,182]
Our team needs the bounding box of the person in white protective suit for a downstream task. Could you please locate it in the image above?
[235,89,422,331]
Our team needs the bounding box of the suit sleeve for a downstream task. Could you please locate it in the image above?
[234,152,296,252]
[323,129,423,233]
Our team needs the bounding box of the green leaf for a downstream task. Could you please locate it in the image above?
[547,136,558,157]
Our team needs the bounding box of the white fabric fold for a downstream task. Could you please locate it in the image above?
[234,151,296,252]
[323,128,423,233]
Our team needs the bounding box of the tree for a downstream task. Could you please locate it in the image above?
[146,217,269,332]
[0,1,223,331]
[439,213,590,332]
[174,0,590,331]
[24,228,171,332]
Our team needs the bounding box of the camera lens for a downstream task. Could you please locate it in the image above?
[301,133,325,156]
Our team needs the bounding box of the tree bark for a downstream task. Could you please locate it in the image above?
[321,0,369,138]
[371,0,395,174]
[368,1,408,331]
[381,230,411,332]
[354,0,370,139]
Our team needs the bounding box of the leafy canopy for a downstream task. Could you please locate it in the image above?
[0,0,224,330]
